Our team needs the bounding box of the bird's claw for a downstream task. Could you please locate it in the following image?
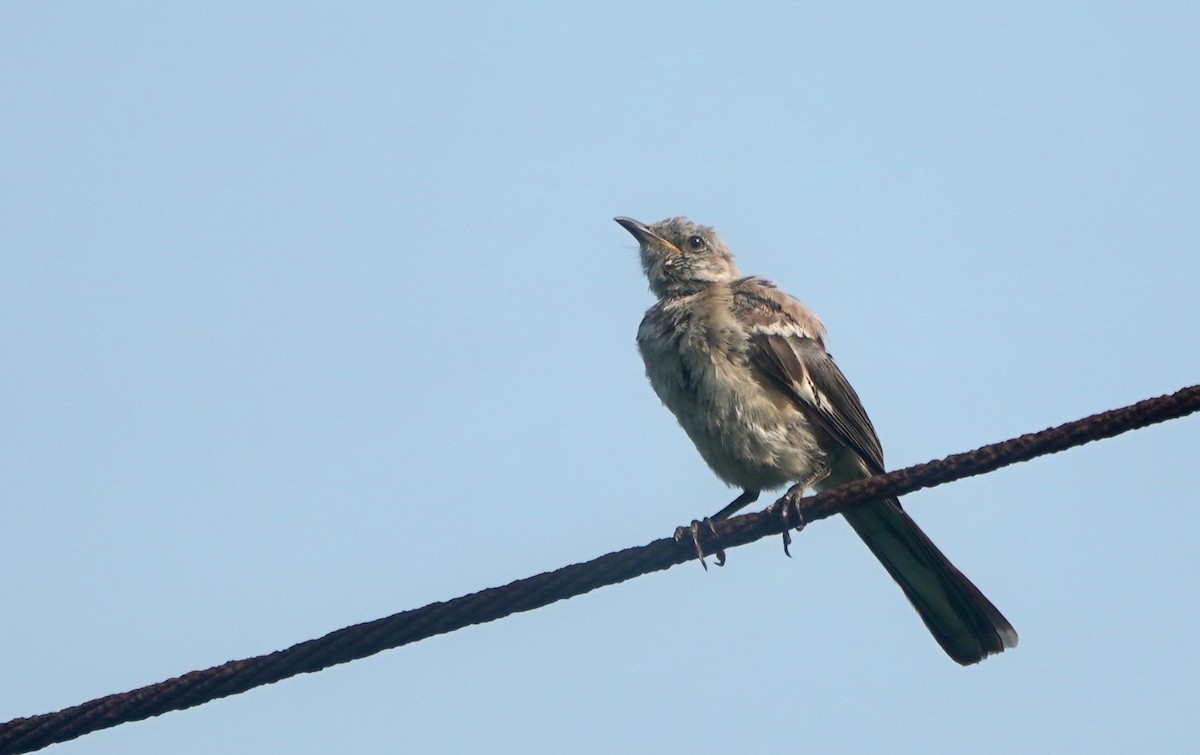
[779,490,808,558]
[673,518,725,569]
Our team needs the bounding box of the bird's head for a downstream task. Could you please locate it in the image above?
[614,216,740,298]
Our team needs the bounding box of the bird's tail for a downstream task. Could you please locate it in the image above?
[842,498,1017,665]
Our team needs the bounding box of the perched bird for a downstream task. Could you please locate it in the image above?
[615,215,1016,665]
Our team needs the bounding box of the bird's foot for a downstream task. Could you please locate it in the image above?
[779,483,810,558]
[673,518,725,569]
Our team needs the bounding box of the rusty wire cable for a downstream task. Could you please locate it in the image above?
[1,384,1197,754]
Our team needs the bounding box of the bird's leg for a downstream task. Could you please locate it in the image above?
[780,467,830,557]
[711,488,761,521]
[674,489,760,570]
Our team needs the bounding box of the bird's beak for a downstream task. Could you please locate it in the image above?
[614,216,679,254]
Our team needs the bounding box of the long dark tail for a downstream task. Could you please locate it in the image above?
[842,498,1017,665]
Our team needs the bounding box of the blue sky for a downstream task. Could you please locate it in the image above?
[3,3,1198,753]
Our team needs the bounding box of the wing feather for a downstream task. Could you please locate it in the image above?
[729,278,885,474]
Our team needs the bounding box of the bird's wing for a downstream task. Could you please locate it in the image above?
[731,278,886,474]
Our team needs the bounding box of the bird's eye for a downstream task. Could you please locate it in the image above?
[687,235,705,250]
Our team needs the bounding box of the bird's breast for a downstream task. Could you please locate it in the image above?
[636,295,825,490]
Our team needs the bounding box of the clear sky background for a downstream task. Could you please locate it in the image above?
[3,3,1198,753]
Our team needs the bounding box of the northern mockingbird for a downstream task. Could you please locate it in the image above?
[615,215,1017,665]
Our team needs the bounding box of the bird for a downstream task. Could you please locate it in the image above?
[615,215,1017,665]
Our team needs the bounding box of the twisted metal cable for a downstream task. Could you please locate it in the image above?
[1,384,1196,754]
